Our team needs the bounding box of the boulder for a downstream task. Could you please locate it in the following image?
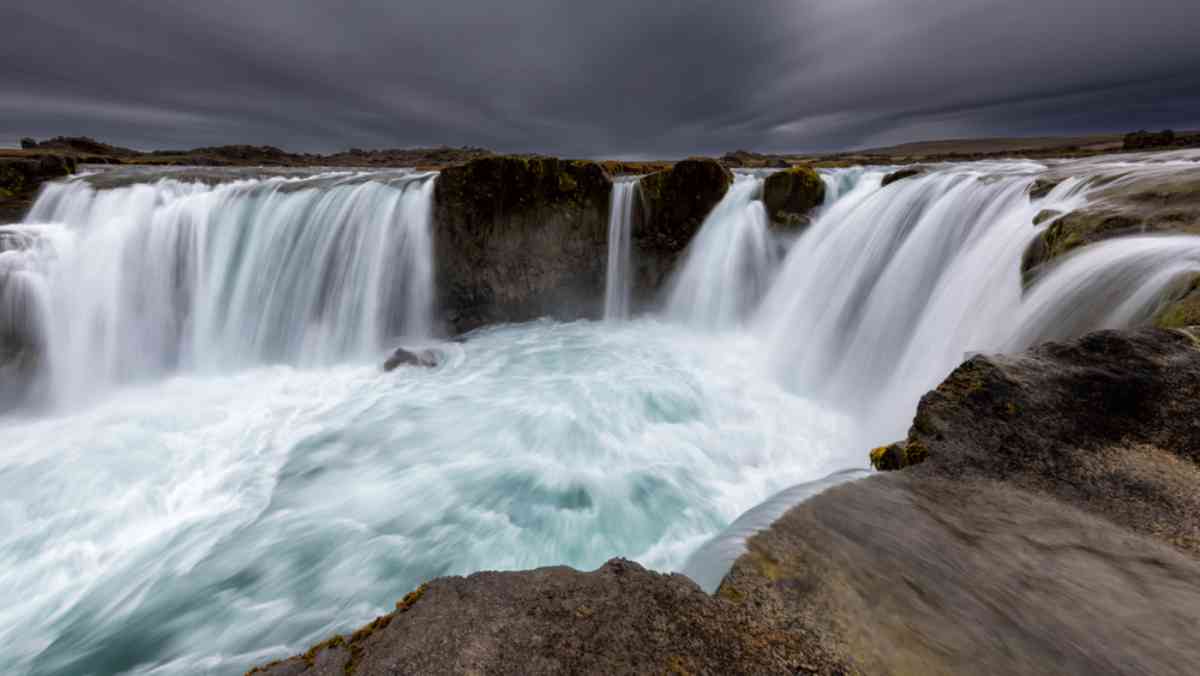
[382,347,438,371]
[1027,177,1064,199]
[762,165,826,230]
[0,155,76,223]
[433,155,613,333]
[630,158,733,295]
[880,166,925,187]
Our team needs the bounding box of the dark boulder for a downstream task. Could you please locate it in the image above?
[0,155,77,223]
[382,347,438,371]
[631,158,732,293]
[433,155,613,333]
[880,166,925,187]
[1027,177,1064,199]
[762,165,826,230]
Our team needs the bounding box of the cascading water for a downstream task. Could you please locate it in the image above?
[603,179,637,320]
[8,169,436,406]
[664,174,782,329]
[3,154,1200,674]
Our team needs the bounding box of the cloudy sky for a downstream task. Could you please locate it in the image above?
[3,1,1198,157]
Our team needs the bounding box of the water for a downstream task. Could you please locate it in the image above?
[0,319,854,675]
[603,179,637,320]
[3,155,1200,674]
[664,174,783,329]
[10,169,436,407]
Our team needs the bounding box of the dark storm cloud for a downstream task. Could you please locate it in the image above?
[2,0,1199,156]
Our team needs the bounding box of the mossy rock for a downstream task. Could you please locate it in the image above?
[1020,208,1141,286]
[1033,209,1061,226]
[1153,273,1200,329]
[1028,177,1064,199]
[869,441,930,471]
[762,165,825,230]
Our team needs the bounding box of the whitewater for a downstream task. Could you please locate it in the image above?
[2,156,1200,674]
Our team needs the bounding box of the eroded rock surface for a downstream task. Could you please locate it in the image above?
[433,156,613,333]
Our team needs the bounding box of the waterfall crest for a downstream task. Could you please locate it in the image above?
[5,170,436,406]
[603,179,637,320]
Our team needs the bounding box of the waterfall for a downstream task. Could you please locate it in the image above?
[603,179,637,320]
[5,169,436,407]
[664,174,782,329]
[750,159,1200,442]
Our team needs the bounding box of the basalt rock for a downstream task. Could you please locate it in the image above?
[762,165,826,230]
[0,155,76,223]
[631,158,732,293]
[433,155,613,333]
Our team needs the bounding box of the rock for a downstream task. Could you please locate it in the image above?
[762,165,826,230]
[868,440,928,471]
[1150,272,1200,329]
[1032,208,1060,225]
[248,559,849,676]
[1027,177,1064,199]
[0,155,77,222]
[19,138,36,150]
[718,327,1200,674]
[433,155,613,333]
[880,166,925,187]
[382,347,438,371]
[1020,166,1200,284]
[631,157,732,293]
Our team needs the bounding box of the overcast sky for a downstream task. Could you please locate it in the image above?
[3,1,1199,157]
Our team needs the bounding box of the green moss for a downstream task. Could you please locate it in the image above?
[1152,274,1200,329]
[870,441,930,471]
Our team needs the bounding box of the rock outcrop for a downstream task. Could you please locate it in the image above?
[433,156,613,333]
[631,158,732,294]
[762,165,826,230]
[1021,165,1200,289]
[0,155,76,222]
[382,347,438,371]
[248,559,847,676]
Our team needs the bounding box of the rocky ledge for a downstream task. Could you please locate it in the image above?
[250,326,1200,675]
[0,154,77,222]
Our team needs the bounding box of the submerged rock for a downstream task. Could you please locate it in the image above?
[762,165,826,230]
[433,155,613,333]
[382,347,438,371]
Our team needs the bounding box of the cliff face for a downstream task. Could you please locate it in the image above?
[432,156,614,333]
[630,158,732,299]
[250,326,1200,676]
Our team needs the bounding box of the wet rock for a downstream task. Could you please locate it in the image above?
[763,165,826,230]
[433,155,613,333]
[1152,272,1200,329]
[249,559,848,676]
[0,155,77,222]
[1020,167,1200,285]
[382,347,438,371]
[880,166,925,187]
[1027,177,1064,199]
[1032,208,1060,225]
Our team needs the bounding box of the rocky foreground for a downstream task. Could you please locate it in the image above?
[250,326,1200,675]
